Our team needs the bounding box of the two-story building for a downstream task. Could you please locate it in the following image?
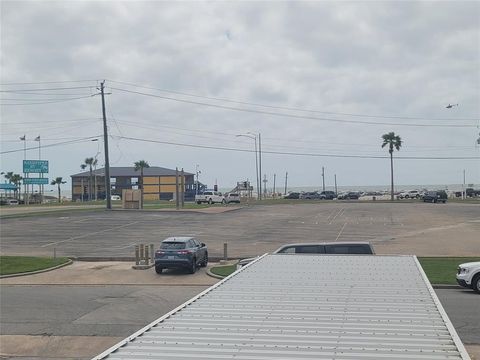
[71,166,201,201]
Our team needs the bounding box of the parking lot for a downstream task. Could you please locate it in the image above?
[1,202,479,258]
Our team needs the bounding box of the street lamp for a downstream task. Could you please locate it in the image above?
[236,133,259,200]
[195,164,201,196]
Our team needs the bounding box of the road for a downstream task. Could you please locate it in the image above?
[1,202,479,258]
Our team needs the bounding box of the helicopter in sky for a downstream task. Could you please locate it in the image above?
[446,103,458,109]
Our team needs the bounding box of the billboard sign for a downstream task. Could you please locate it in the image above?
[23,177,49,185]
[23,160,49,173]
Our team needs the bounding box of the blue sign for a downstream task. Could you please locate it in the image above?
[23,160,49,173]
[23,178,49,185]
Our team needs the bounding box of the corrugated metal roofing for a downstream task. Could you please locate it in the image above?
[71,166,193,178]
[94,255,470,360]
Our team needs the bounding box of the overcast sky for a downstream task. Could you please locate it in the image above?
[1,0,479,193]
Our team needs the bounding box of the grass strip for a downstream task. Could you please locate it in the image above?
[210,264,238,277]
[417,257,480,285]
[0,256,70,276]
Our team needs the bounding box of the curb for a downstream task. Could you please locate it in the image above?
[0,259,73,279]
[432,284,462,289]
[206,261,239,280]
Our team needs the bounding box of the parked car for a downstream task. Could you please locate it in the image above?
[456,261,480,293]
[336,192,348,200]
[399,190,421,199]
[1,198,19,206]
[343,191,360,200]
[195,191,225,204]
[422,190,447,203]
[319,191,336,200]
[274,242,375,255]
[224,193,240,203]
[111,195,121,201]
[300,191,321,200]
[284,192,300,199]
[154,237,208,274]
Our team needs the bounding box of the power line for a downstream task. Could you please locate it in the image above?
[0,79,99,85]
[109,87,476,128]
[106,79,479,122]
[0,86,96,92]
[1,117,101,125]
[0,136,102,154]
[116,135,480,160]
[0,95,95,105]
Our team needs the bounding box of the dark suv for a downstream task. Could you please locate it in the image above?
[154,237,208,274]
[422,191,447,203]
[319,191,336,200]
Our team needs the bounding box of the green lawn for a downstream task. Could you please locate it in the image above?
[417,257,480,285]
[210,257,480,284]
[0,256,70,275]
[210,263,238,277]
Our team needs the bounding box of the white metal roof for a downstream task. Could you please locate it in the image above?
[94,255,470,360]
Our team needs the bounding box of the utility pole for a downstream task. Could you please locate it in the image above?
[258,133,262,200]
[181,168,185,208]
[175,167,180,210]
[273,173,276,197]
[334,174,338,196]
[100,81,112,210]
[463,169,466,200]
[322,166,325,192]
[284,171,288,195]
[263,174,267,198]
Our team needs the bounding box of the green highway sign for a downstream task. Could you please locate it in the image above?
[23,160,49,173]
[23,177,49,185]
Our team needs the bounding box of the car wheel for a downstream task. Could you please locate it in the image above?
[208,199,213,205]
[196,201,201,205]
[189,258,197,274]
[472,274,480,294]
[155,266,163,274]
[201,252,208,267]
[222,199,226,205]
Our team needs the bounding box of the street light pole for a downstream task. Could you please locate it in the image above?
[195,164,201,196]
[100,81,112,210]
[237,133,259,200]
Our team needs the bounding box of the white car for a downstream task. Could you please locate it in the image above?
[225,193,240,204]
[195,191,225,205]
[456,261,480,293]
[111,195,121,201]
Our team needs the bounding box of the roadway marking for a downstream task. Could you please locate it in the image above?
[328,208,345,224]
[41,221,139,247]
[335,222,347,242]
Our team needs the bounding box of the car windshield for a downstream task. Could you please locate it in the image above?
[160,242,186,250]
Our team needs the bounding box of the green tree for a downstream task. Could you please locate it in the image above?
[51,177,67,203]
[81,158,97,201]
[134,160,150,207]
[381,132,402,201]
[7,173,23,200]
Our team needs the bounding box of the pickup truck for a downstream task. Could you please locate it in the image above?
[195,191,225,205]
[457,261,480,293]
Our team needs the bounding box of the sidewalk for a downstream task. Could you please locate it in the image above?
[0,260,219,286]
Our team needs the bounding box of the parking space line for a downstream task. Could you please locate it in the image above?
[328,208,345,224]
[41,221,139,247]
[335,222,347,242]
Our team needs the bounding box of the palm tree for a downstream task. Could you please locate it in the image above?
[82,158,97,201]
[381,132,402,201]
[51,177,66,203]
[134,160,150,207]
[10,174,23,200]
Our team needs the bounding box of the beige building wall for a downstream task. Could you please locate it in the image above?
[143,176,159,185]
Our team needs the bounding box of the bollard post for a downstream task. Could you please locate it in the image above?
[135,245,140,265]
[223,242,228,261]
[150,244,155,264]
[53,247,56,259]
[145,246,149,265]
